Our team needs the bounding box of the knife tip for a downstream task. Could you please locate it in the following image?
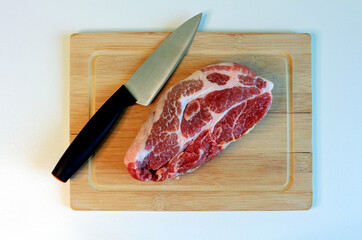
[188,13,202,27]
[195,12,202,19]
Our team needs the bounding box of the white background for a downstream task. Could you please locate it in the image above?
[1,0,361,239]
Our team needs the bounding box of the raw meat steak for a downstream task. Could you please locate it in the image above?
[124,62,273,181]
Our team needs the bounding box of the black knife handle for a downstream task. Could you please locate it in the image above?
[52,85,136,183]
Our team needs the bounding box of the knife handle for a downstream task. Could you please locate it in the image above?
[52,85,136,183]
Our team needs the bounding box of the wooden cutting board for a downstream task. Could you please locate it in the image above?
[69,32,312,210]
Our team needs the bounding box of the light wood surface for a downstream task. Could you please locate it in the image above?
[69,32,312,211]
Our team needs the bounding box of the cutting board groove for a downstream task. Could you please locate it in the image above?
[69,32,312,211]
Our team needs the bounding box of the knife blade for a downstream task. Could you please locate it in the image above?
[52,13,202,183]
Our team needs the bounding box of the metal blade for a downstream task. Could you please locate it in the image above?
[125,13,202,106]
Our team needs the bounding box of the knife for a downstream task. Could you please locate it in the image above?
[52,13,202,183]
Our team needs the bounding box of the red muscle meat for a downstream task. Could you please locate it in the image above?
[124,63,274,181]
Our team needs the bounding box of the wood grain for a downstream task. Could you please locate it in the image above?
[69,32,312,211]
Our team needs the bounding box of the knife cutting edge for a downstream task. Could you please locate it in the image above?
[52,13,202,183]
